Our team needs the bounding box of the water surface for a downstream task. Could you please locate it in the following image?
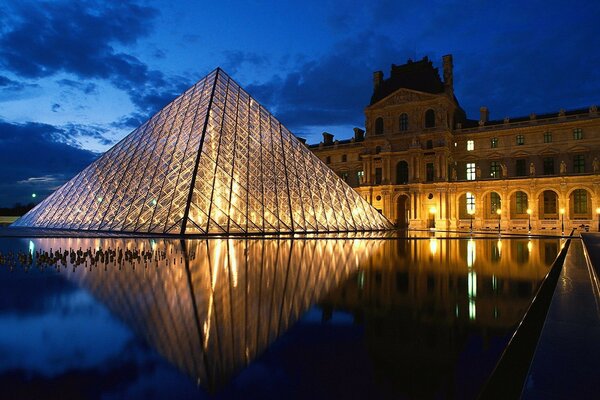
[0,235,560,399]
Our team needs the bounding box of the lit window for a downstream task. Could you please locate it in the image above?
[491,137,498,148]
[357,170,364,183]
[573,154,585,173]
[490,161,500,178]
[466,192,475,214]
[399,113,408,131]
[516,135,525,145]
[543,131,552,143]
[466,163,476,181]
[467,140,474,151]
[341,172,349,182]
[573,128,583,140]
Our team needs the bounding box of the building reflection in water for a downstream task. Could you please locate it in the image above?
[29,237,375,390]
[320,236,560,399]
[24,236,559,397]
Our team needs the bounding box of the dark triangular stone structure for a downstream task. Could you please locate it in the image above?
[14,69,391,234]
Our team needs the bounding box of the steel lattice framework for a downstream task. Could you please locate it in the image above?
[14,69,391,234]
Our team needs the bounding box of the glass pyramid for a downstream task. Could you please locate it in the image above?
[14,69,391,234]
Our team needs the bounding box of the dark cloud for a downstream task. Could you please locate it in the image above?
[222,51,269,75]
[0,1,190,119]
[0,120,98,206]
[0,75,37,92]
[56,79,98,95]
[51,103,60,112]
[245,33,409,136]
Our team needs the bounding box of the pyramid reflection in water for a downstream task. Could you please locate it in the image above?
[31,237,377,389]
[15,69,390,234]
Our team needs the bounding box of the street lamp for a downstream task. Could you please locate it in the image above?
[560,208,565,233]
[596,208,600,232]
[496,208,502,234]
[468,208,475,233]
[527,208,532,232]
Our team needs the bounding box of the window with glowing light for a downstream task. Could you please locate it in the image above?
[573,128,583,140]
[490,161,500,178]
[491,137,498,148]
[516,135,525,145]
[466,163,475,181]
[466,192,475,214]
[467,140,474,151]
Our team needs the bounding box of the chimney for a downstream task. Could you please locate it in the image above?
[322,131,334,145]
[373,71,383,90]
[442,54,453,94]
[480,107,489,124]
[353,127,365,141]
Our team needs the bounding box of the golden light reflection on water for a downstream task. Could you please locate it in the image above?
[17,235,561,393]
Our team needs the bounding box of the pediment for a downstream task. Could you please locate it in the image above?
[370,88,440,108]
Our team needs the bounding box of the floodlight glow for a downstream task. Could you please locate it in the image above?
[12,69,391,234]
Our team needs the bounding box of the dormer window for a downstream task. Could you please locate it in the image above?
[425,109,435,128]
[375,117,384,135]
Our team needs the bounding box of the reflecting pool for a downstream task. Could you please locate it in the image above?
[0,235,560,399]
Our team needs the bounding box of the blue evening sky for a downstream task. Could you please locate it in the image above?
[0,0,599,206]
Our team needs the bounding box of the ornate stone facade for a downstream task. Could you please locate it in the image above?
[310,55,600,232]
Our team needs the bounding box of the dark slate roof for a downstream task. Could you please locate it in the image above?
[370,57,445,105]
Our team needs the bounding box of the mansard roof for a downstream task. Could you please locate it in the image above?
[370,56,445,105]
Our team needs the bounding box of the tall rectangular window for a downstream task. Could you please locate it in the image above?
[516,192,528,214]
[325,156,331,164]
[467,140,474,151]
[543,131,552,143]
[466,163,476,181]
[341,154,347,162]
[340,172,349,182]
[573,128,583,140]
[490,192,501,213]
[573,155,585,173]
[357,170,364,183]
[573,189,587,214]
[466,192,475,213]
[490,161,500,178]
[543,157,555,175]
[516,135,525,145]
[515,159,527,176]
[375,168,382,184]
[491,137,498,148]
[426,163,434,182]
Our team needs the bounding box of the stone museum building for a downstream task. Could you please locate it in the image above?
[310,55,600,231]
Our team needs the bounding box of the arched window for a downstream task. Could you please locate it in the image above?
[399,113,408,131]
[375,117,384,135]
[396,161,409,184]
[425,109,435,128]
